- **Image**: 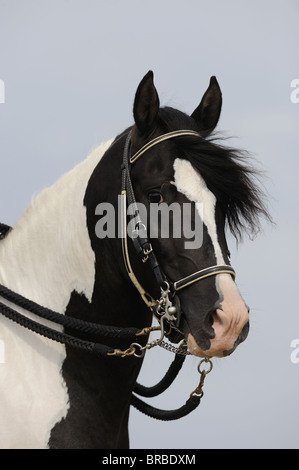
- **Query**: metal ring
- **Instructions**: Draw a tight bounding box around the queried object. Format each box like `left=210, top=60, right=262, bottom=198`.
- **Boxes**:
left=161, top=280, right=170, bottom=292
left=130, top=342, right=146, bottom=358
left=197, top=358, right=213, bottom=375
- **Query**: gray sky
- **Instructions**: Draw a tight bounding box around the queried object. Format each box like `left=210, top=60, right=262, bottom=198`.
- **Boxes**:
left=0, top=0, right=298, bottom=449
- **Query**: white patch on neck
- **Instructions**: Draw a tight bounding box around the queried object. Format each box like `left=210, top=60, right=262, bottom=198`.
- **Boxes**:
left=0, top=138, right=113, bottom=448
left=173, top=158, right=224, bottom=263
left=0, top=139, right=114, bottom=308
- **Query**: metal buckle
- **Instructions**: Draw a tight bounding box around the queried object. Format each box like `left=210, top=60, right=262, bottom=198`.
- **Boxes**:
left=142, top=245, right=153, bottom=263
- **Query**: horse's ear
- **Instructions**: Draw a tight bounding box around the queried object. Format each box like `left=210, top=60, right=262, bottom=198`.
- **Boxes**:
left=191, top=76, right=222, bottom=136
left=133, top=71, right=160, bottom=137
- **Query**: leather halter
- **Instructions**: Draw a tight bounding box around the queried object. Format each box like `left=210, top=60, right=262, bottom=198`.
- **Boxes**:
left=120, top=130, right=236, bottom=316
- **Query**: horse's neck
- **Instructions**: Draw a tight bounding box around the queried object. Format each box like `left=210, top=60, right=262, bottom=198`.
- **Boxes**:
left=0, top=139, right=113, bottom=312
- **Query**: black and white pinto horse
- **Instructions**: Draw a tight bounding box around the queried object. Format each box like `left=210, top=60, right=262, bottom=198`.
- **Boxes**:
left=0, top=72, right=268, bottom=448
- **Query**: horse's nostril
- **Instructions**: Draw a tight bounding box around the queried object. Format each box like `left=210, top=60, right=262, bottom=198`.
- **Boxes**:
left=202, top=310, right=216, bottom=339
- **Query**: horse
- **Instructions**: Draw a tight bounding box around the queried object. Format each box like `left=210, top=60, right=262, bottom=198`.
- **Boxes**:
left=0, top=71, right=269, bottom=449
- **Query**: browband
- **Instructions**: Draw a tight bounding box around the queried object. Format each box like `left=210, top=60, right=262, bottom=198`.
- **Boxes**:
left=130, top=130, right=201, bottom=164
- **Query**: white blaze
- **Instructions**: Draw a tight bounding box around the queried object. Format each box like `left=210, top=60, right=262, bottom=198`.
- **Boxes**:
left=173, top=158, right=224, bottom=262
left=172, top=158, right=249, bottom=358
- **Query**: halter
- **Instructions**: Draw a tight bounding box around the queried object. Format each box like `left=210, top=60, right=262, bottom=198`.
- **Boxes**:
left=120, top=130, right=236, bottom=338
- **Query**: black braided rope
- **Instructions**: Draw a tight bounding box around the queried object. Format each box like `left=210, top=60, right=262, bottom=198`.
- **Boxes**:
left=131, top=349, right=202, bottom=420
left=0, top=300, right=113, bottom=357
left=0, top=289, right=199, bottom=419
left=0, top=284, right=139, bottom=340
left=0, top=286, right=200, bottom=420
left=134, top=350, right=186, bottom=397
left=131, top=393, right=201, bottom=421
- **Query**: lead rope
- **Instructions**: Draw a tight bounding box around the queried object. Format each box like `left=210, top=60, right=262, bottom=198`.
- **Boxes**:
left=0, top=276, right=213, bottom=421
left=0, top=269, right=213, bottom=420
left=131, top=358, right=213, bottom=421
left=128, top=284, right=213, bottom=420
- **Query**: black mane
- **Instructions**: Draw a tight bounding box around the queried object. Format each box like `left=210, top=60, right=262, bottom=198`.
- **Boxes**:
left=157, top=106, right=271, bottom=240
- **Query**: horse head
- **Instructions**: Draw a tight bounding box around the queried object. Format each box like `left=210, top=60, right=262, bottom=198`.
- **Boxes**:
left=122, top=71, right=265, bottom=358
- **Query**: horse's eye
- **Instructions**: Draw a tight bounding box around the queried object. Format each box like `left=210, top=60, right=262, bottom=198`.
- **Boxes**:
left=148, top=191, right=164, bottom=204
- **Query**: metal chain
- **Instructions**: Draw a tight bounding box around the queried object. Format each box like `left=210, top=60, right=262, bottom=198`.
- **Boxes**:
left=158, top=339, right=191, bottom=356
left=114, top=284, right=182, bottom=358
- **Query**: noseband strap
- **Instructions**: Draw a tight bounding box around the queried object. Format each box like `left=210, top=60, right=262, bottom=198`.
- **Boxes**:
left=120, top=130, right=236, bottom=312
left=174, top=265, right=236, bottom=291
